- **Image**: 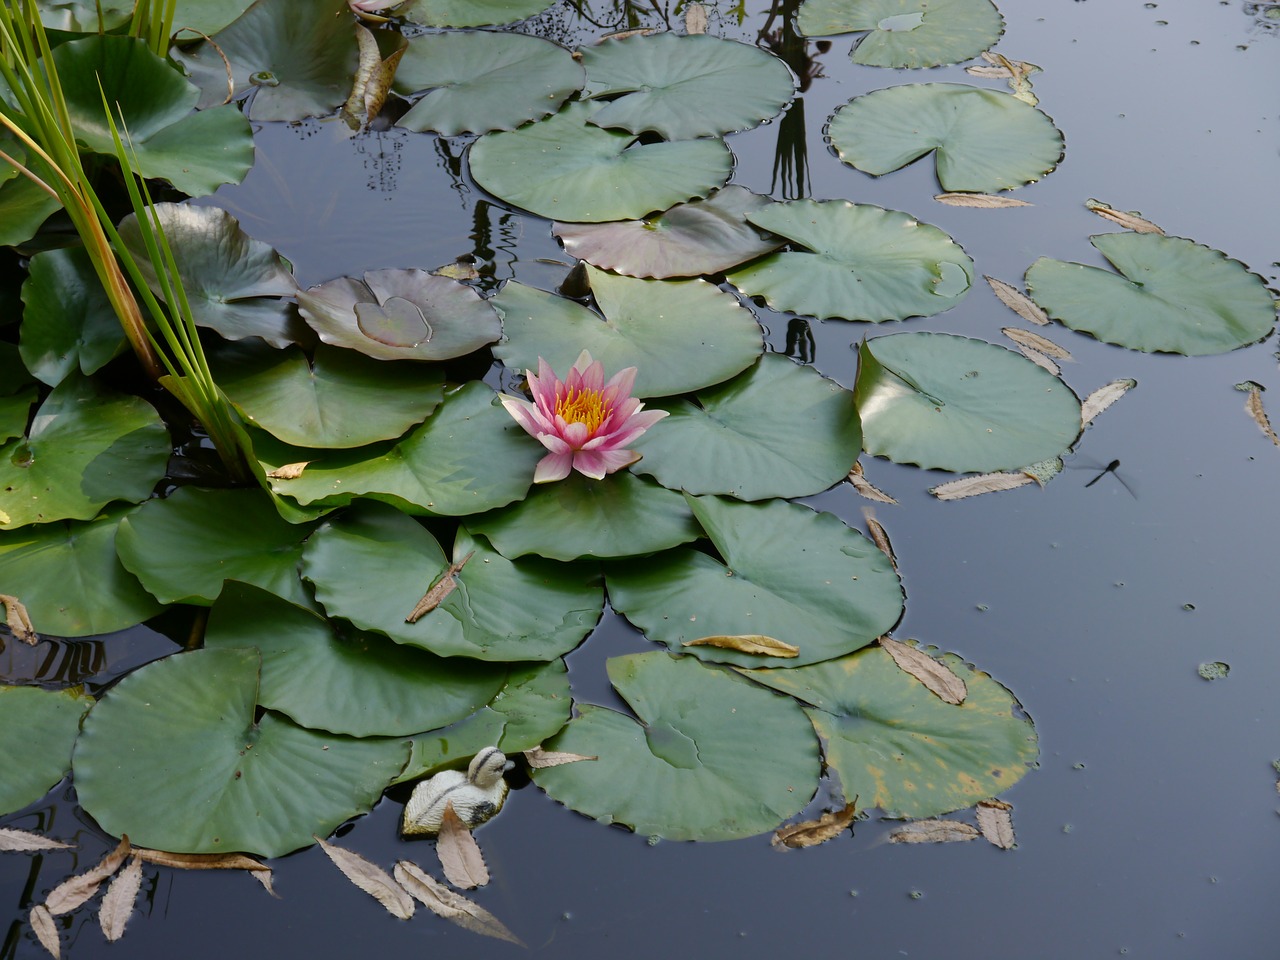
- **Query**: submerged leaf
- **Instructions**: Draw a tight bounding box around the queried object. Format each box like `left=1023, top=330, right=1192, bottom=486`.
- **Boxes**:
left=879, top=637, right=967, bottom=704
left=0, top=829, right=74, bottom=852
left=45, top=836, right=131, bottom=916
left=975, top=799, right=1016, bottom=849
left=889, top=819, right=980, bottom=843
left=683, top=635, right=800, bottom=658
left=985, top=275, right=1050, bottom=325
left=771, top=803, right=858, bottom=849
left=1080, top=379, right=1137, bottom=426
left=437, top=805, right=489, bottom=890
left=99, top=855, right=143, bottom=942
left=316, top=837, right=415, bottom=920
left=393, top=861, right=524, bottom=945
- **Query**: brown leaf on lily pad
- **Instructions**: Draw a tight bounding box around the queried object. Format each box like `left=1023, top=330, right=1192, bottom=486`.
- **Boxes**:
left=985, top=276, right=1050, bottom=325
left=975, top=799, right=1016, bottom=849
left=1081, top=379, right=1136, bottom=426
left=1085, top=199, right=1164, bottom=234
left=683, top=634, right=799, bottom=658
left=931, top=472, right=1035, bottom=501
left=848, top=461, right=898, bottom=504
left=879, top=637, right=966, bottom=705
left=134, top=849, right=275, bottom=896
left=393, top=861, right=525, bottom=946
left=0, top=828, right=73, bottom=852
left=45, top=836, right=131, bottom=916
left=0, top=594, right=36, bottom=643
left=1002, top=327, right=1072, bottom=360
left=934, top=193, right=1032, bottom=208
left=771, top=802, right=858, bottom=849
left=523, top=746, right=597, bottom=769
left=266, top=461, right=310, bottom=480
left=1237, top=382, right=1279, bottom=446
left=406, top=551, right=474, bottom=623
left=30, top=904, right=59, bottom=960
left=315, top=837, right=414, bottom=920
left=99, top=855, right=143, bottom=942
left=437, top=803, right=489, bottom=890
left=889, top=819, right=980, bottom=844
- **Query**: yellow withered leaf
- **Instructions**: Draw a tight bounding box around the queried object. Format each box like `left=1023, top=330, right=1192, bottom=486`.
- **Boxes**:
left=1016, top=346, right=1059, bottom=376
left=931, top=472, right=1034, bottom=501
left=1081, top=379, right=1137, bottom=426
left=1002, top=327, right=1072, bottom=360
left=848, top=461, right=898, bottom=504
left=523, top=746, right=597, bottom=769
left=934, top=192, right=1032, bottom=208
left=685, top=1, right=709, bottom=33
left=861, top=508, right=896, bottom=570
left=266, top=461, right=310, bottom=480
left=99, top=855, right=143, bottom=942
left=407, top=551, right=475, bottom=623
left=1238, top=382, right=1279, bottom=446
left=0, top=594, right=36, bottom=644
left=683, top=634, right=799, bottom=658
left=771, top=803, right=858, bottom=849
left=134, top=848, right=275, bottom=896
left=0, top=828, right=73, bottom=852
left=30, top=905, right=59, bottom=960
left=879, top=637, right=967, bottom=704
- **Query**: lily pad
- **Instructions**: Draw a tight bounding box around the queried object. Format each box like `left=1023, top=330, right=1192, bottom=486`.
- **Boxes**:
left=797, top=0, right=1004, bottom=68
left=53, top=35, right=253, bottom=196
left=301, top=501, right=603, bottom=660
left=36, top=0, right=132, bottom=31
left=0, top=385, right=36, bottom=445
left=469, top=472, right=701, bottom=561
left=298, top=269, right=500, bottom=361
left=492, top=267, right=762, bottom=398
left=726, top=199, right=973, bottom=321
left=405, top=0, right=555, bottom=27
left=532, top=651, right=820, bottom=841
left=0, top=166, right=62, bottom=248
left=212, top=342, right=443, bottom=448
left=629, top=354, right=861, bottom=500
left=607, top=495, right=902, bottom=668
left=255, top=382, right=540, bottom=516
left=855, top=332, right=1082, bottom=472
left=395, top=31, right=584, bottom=136
left=469, top=100, right=733, bottom=223
left=0, top=374, right=169, bottom=530
left=580, top=32, right=795, bottom=140
left=745, top=645, right=1037, bottom=817
left=172, top=0, right=260, bottom=36
left=552, top=186, right=784, bottom=279
left=72, top=647, right=410, bottom=857
left=118, top=204, right=302, bottom=347
left=19, top=246, right=127, bottom=386
left=114, top=487, right=317, bottom=607
left=1024, top=232, right=1278, bottom=356
left=828, top=84, right=1063, bottom=193
left=0, top=686, right=93, bottom=815
left=0, top=508, right=163, bottom=637
left=205, top=583, right=508, bottom=738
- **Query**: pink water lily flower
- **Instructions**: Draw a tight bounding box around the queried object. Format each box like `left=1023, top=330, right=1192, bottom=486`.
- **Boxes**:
left=500, top=351, right=668, bottom=483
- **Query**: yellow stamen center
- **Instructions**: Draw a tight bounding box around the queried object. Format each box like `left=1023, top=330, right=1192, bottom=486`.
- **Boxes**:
left=556, top=387, right=608, bottom=434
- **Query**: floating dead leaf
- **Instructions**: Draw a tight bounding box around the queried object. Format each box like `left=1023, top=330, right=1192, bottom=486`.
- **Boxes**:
left=861, top=508, right=896, bottom=570
left=598, top=27, right=657, bottom=41
left=315, top=836, right=414, bottom=920
left=934, top=193, right=1032, bottom=208
left=432, top=260, right=481, bottom=282
left=975, top=799, right=1016, bottom=849
left=135, top=848, right=275, bottom=896
left=1081, top=379, right=1137, bottom=426
left=984, top=276, right=1050, bottom=325
left=99, top=855, right=143, bottom=942
left=343, top=23, right=407, bottom=127
left=0, top=594, right=36, bottom=643
left=848, top=461, right=898, bottom=504
left=393, top=860, right=524, bottom=946
left=45, top=836, right=131, bottom=916
left=266, top=461, right=310, bottom=480
left=1002, top=327, right=1072, bottom=360
left=931, top=472, right=1034, bottom=501
left=523, top=746, right=597, bottom=769
left=30, top=904, right=59, bottom=960
left=1016, top=345, right=1059, bottom=376
left=685, top=1, right=708, bottom=33
left=1085, top=199, right=1164, bottom=234
left=437, top=803, right=489, bottom=890
left=879, top=637, right=966, bottom=705
left=0, top=828, right=74, bottom=852
left=771, top=802, right=858, bottom=849
left=889, top=819, right=980, bottom=844
left=1236, top=381, right=1279, bottom=446
left=406, top=550, right=474, bottom=623
left=969, top=52, right=1041, bottom=104
left=682, top=634, right=799, bottom=658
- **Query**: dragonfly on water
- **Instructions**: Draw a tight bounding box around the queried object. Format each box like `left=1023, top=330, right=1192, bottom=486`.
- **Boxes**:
left=1081, top=459, right=1137, bottom=497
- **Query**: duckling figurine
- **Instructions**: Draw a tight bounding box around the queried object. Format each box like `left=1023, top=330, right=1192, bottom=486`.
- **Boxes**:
left=402, top=747, right=511, bottom=836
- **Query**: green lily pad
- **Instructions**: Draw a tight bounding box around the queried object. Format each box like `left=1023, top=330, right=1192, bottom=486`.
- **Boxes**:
left=580, top=32, right=795, bottom=140
left=469, top=100, right=733, bottom=223
left=1024, top=232, right=1278, bottom=356
left=19, top=246, right=127, bottom=386
left=798, top=0, right=1004, bottom=68
left=396, top=659, right=571, bottom=784
left=727, top=199, right=973, bottom=321
left=114, top=487, right=317, bottom=607
left=301, top=501, right=602, bottom=660
left=36, top=0, right=132, bottom=31
left=72, top=647, right=410, bottom=857
left=552, top=186, right=784, bottom=279
left=607, top=495, right=902, bottom=668
left=0, top=686, right=93, bottom=815
left=118, top=204, right=302, bottom=348
left=744, top=644, right=1037, bottom=817
left=828, top=84, right=1063, bottom=192
left=0, top=374, right=169, bottom=530
left=205, top=583, right=508, bottom=738
left=629, top=354, right=861, bottom=500
left=172, top=0, right=259, bottom=36
left=212, top=342, right=443, bottom=449
left=492, top=267, right=761, bottom=398
left=0, top=167, right=61, bottom=248
left=53, top=35, right=253, bottom=196
left=0, top=385, right=36, bottom=446
left=469, top=472, right=701, bottom=562
left=174, top=0, right=359, bottom=120
left=0, top=507, right=163, bottom=638
left=256, top=381, right=540, bottom=516
left=298, top=270, right=500, bottom=361
left=532, top=651, right=820, bottom=841
left=855, top=332, right=1082, bottom=472
left=394, top=31, right=584, bottom=136
left=405, top=0, right=554, bottom=27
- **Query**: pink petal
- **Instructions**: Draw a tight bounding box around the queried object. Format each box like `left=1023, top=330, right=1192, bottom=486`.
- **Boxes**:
left=603, top=365, right=638, bottom=400
left=573, top=447, right=640, bottom=479
left=571, top=351, right=605, bottom=393
left=499, top=394, right=552, bottom=438
left=534, top=450, right=573, bottom=483
left=560, top=420, right=590, bottom=447
left=598, top=409, right=669, bottom=449
left=538, top=432, right=572, bottom=454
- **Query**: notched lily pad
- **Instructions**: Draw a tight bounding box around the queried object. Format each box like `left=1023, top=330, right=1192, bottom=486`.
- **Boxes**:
left=798, top=0, right=1004, bottom=68
left=405, top=0, right=555, bottom=27
left=0, top=686, right=94, bottom=815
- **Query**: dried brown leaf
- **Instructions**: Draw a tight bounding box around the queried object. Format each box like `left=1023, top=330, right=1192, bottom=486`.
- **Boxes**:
left=1002, top=327, right=1072, bottom=360
left=1240, top=384, right=1279, bottom=446
left=1016, top=345, right=1060, bottom=376
left=684, top=1, right=708, bottom=33
left=437, top=804, right=489, bottom=890
left=134, top=849, right=275, bottom=896
left=1085, top=199, right=1164, bottom=234
left=682, top=634, right=799, bottom=658
left=1080, top=379, right=1136, bottom=426
left=879, top=637, right=967, bottom=704
left=0, top=594, right=36, bottom=643
left=598, top=27, right=657, bottom=41
left=861, top=508, right=896, bottom=570
left=975, top=799, right=1016, bottom=849
left=931, top=472, right=1034, bottom=501
left=984, top=276, right=1050, bottom=325
left=315, top=836, right=414, bottom=920
left=45, top=836, right=131, bottom=916
left=99, top=855, right=143, bottom=942
left=933, top=192, right=1032, bottom=209
left=889, top=819, right=980, bottom=844
left=407, top=551, right=474, bottom=623
left=30, top=904, right=59, bottom=960
left=394, top=861, right=525, bottom=946
left=523, top=746, right=597, bottom=769
left=266, top=461, right=310, bottom=480
left=771, top=803, right=858, bottom=849
left=0, top=828, right=74, bottom=852
left=848, top=461, right=898, bottom=504
left=433, top=260, right=480, bottom=282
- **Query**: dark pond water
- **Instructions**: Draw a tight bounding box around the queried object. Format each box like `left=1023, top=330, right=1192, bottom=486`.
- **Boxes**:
left=4, top=1, right=1279, bottom=957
